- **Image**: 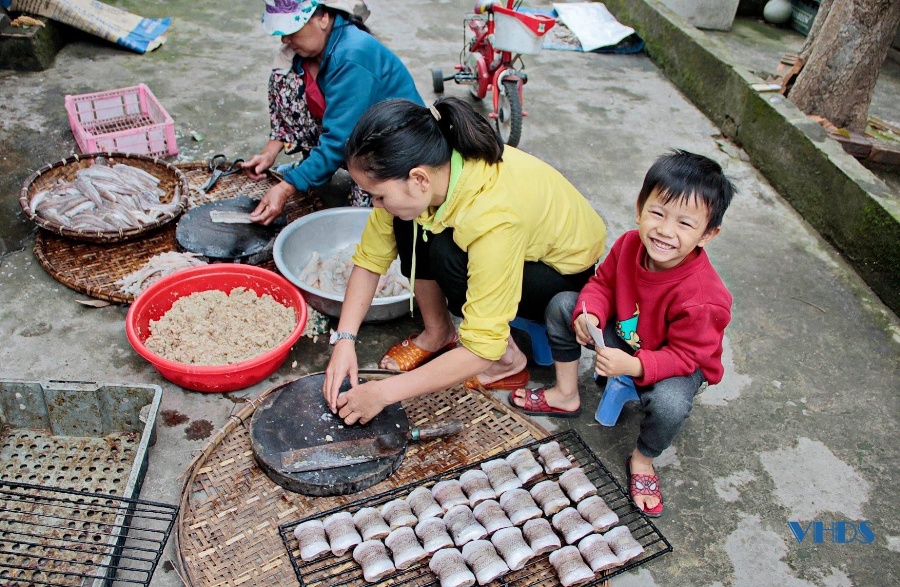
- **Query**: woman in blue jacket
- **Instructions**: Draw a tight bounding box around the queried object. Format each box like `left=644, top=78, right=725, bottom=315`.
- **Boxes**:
left=244, top=0, right=423, bottom=223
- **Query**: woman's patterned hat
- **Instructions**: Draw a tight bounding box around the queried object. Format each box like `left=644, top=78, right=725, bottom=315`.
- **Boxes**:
left=262, top=0, right=320, bottom=36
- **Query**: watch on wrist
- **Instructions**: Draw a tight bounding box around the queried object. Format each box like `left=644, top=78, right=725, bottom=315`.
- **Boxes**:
left=329, top=331, right=357, bottom=345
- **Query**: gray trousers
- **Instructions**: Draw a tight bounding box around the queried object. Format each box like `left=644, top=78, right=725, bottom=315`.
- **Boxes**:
left=545, top=291, right=705, bottom=458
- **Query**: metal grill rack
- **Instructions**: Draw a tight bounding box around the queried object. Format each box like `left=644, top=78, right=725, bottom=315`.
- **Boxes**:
left=0, top=480, right=179, bottom=586
left=280, top=429, right=672, bottom=587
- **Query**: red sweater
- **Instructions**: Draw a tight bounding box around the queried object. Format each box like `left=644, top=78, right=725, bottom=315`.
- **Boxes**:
left=574, top=230, right=732, bottom=386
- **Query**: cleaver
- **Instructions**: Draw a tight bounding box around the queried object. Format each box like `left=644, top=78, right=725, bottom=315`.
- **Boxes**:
left=278, top=420, right=464, bottom=473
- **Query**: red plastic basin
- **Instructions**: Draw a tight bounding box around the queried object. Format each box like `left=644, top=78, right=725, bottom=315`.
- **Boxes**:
left=125, top=264, right=307, bottom=392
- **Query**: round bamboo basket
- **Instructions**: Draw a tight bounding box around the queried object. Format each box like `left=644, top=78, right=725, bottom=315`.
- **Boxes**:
left=19, top=152, right=188, bottom=243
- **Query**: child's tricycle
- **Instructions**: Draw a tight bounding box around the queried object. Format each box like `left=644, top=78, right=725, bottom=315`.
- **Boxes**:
left=431, top=0, right=555, bottom=147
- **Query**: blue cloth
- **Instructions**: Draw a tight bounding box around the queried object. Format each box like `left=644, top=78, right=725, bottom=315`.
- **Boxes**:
left=280, top=14, right=423, bottom=194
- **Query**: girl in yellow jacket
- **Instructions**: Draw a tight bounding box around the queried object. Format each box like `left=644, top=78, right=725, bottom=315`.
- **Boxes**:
left=323, top=97, right=607, bottom=424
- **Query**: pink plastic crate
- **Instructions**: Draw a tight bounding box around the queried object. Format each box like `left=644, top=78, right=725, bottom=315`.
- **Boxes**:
left=64, top=83, right=178, bottom=157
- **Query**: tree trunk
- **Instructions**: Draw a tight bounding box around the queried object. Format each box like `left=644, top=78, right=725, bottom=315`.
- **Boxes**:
left=788, top=0, right=900, bottom=132
left=798, top=0, right=833, bottom=62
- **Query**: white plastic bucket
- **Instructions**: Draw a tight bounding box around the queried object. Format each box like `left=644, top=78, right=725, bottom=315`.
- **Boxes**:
left=492, top=6, right=555, bottom=55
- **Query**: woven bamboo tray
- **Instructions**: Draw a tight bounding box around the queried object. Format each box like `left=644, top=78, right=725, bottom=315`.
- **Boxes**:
left=32, top=162, right=322, bottom=304
left=174, top=373, right=552, bottom=587
left=20, top=152, right=189, bottom=243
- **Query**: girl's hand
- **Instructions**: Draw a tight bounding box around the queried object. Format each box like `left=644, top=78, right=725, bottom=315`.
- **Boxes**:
left=574, top=312, right=599, bottom=347
left=323, top=340, right=359, bottom=413
left=242, top=151, right=278, bottom=181
left=594, top=347, right=642, bottom=378
left=335, top=379, right=390, bottom=425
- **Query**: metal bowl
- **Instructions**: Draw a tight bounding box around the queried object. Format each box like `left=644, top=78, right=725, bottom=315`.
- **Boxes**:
left=274, top=208, right=411, bottom=322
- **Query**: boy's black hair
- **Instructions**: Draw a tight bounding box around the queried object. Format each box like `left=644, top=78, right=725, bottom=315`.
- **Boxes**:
left=637, top=150, right=735, bottom=232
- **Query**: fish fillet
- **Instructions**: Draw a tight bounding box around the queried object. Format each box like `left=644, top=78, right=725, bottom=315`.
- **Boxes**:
left=209, top=210, right=254, bottom=224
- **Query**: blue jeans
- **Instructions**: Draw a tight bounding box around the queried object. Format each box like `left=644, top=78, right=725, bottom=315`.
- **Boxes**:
left=545, top=291, right=705, bottom=458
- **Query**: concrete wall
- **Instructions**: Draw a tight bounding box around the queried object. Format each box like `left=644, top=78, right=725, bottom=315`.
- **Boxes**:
left=602, top=0, right=900, bottom=314
left=656, top=0, right=740, bottom=31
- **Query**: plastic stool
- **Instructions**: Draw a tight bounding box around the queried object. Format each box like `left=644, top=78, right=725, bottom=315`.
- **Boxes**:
left=510, top=316, right=553, bottom=366
left=594, top=375, right=639, bottom=426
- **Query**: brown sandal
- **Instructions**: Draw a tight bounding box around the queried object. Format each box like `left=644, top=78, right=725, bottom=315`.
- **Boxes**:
left=464, top=368, right=531, bottom=391
left=381, top=333, right=458, bottom=372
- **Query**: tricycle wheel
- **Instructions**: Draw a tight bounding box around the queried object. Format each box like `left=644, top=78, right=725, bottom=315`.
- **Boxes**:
left=432, top=68, right=445, bottom=94
left=496, top=78, right=523, bottom=147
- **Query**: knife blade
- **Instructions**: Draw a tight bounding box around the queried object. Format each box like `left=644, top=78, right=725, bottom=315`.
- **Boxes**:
left=278, top=420, right=464, bottom=473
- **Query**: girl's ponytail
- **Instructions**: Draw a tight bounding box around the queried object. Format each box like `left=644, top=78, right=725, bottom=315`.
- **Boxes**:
left=346, top=98, right=503, bottom=181
left=431, top=97, right=503, bottom=164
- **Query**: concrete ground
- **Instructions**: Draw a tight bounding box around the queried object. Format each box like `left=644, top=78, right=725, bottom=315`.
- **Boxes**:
left=1, top=1, right=898, bottom=586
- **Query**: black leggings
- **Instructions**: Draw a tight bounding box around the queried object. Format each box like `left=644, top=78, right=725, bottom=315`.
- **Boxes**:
left=394, top=218, right=594, bottom=322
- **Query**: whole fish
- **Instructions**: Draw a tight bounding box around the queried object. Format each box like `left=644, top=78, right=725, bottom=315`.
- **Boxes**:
left=29, top=161, right=181, bottom=232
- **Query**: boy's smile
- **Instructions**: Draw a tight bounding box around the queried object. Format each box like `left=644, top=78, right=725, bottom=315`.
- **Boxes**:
left=637, top=188, right=720, bottom=271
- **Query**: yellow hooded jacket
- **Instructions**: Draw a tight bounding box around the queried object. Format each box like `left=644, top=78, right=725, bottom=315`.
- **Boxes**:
left=352, top=146, right=607, bottom=360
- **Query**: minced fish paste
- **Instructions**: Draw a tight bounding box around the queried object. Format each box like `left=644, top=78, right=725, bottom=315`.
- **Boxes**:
left=146, top=287, right=295, bottom=365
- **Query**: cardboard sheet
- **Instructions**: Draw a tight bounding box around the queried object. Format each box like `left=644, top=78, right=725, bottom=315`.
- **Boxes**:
left=3, top=0, right=169, bottom=53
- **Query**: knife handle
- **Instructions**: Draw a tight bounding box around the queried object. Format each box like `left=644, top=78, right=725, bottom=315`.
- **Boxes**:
left=410, top=420, right=464, bottom=441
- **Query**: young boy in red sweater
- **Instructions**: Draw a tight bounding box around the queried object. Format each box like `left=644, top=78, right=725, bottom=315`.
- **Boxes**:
left=510, top=150, right=735, bottom=517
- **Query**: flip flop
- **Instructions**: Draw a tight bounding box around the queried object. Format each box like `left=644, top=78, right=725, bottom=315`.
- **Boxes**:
left=464, top=368, right=530, bottom=391
left=626, top=456, right=664, bottom=518
left=381, top=333, right=458, bottom=372
left=507, top=386, right=582, bottom=418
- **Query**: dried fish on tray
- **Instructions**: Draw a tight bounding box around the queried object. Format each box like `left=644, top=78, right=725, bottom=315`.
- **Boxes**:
left=19, top=152, right=189, bottom=243
left=31, top=162, right=320, bottom=305
left=279, top=430, right=672, bottom=587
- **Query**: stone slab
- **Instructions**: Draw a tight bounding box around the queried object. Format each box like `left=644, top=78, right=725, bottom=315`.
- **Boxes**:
left=0, top=14, right=66, bottom=71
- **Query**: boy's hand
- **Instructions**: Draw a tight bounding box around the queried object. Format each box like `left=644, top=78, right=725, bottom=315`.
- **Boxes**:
left=595, top=348, right=643, bottom=379
left=574, top=312, right=599, bottom=347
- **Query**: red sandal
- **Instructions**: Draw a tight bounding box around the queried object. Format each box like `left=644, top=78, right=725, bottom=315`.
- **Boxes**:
left=626, top=456, right=664, bottom=517
left=507, top=387, right=582, bottom=418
